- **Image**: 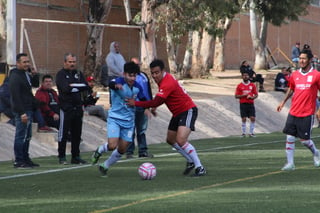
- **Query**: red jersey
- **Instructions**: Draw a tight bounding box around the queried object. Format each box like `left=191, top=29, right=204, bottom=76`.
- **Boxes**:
left=155, top=72, right=196, bottom=117
left=289, top=68, right=320, bottom=117
left=235, top=81, right=257, bottom=104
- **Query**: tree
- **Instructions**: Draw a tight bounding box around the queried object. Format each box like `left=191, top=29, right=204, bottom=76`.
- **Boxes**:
left=81, top=0, right=112, bottom=79
left=212, top=17, right=233, bottom=72
left=246, top=0, right=310, bottom=70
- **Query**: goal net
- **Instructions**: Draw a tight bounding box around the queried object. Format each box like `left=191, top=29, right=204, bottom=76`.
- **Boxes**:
left=19, top=18, right=143, bottom=77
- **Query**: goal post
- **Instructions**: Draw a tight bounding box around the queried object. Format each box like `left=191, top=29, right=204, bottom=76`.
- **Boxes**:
left=19, top=18, right=144, bottom=75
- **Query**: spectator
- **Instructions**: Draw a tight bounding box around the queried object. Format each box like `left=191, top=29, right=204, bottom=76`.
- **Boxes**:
left=240, top=60, right=265, bottom=92
left=235, top=71, right=258, bottom=137
left=106, top=41, right=125, bottom=81
left=291, top=42, right=300, bottom=67
left=274, top=67, right=291, bottom=93
left=84, top=76, right=108, bottom=121
left=56, top=53, right=89, bottom=165
left=100, top=64, right=109, bottom=89
left=126, top=57, right=154, bottom=159
left=0, top=76, right=15, bottom=125
left=35, top=74, right=60, bottom=129
left=9, top=53, right=40, bottom=168
left=0, top=75, right=53, bottom=132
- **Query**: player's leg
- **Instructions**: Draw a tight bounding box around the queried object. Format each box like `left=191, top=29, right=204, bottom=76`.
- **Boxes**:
left=297, top=115, right=320, bottom=167
left=98, top=125, right=133, bottom=176
left=167, top=129, right=192, bottom=161
left=282, top=114, right=297, bottom=170
left=92, top=118, right=119, bottom=164
left=248, top=104, right=256, bottom=137
left=240, top=103, right=247, bottom=137
left=177, top=126, right=206, bottom=176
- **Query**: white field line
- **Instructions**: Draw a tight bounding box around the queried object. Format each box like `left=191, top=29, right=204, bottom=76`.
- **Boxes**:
left=1, top=136, right=320, bottom=181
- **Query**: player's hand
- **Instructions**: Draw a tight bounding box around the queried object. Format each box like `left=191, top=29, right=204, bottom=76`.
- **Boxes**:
left=125, top=98, right=135, bottom=106
left=53, top=113, right=59, bottom=121
left=151, top=108, right=157, bottom=117
left=316, top=109, right=320, bottom=119
left=144, top=109, right=153, bottom=119
left=115, top=84, right=123, bottom=90
left=277, top=102, right=284, bottom=112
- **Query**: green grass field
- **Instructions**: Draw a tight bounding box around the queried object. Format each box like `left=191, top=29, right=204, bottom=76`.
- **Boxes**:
left=1, top=129, right=320, bottom=213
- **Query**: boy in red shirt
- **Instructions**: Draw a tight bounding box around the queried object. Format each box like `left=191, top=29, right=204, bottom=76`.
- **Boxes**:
left=277, top=49, right=320, bottom=171
left=126, top=59, right=206, bottom=176
left=235, top=72, right=258, bottom=137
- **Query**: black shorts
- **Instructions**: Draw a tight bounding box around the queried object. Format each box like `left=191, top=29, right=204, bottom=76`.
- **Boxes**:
left=283, top=114, right=314, bottom=140
left=168, top=107, right=197, bottom=131
left=240, top=103, right=256, bottom=118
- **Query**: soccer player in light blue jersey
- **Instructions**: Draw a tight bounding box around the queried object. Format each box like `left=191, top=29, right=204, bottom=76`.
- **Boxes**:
left=91, top=61, right=146, bottom=176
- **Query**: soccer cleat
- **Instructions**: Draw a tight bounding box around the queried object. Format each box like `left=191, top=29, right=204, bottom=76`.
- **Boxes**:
left=59, top=157, right=68, bottom=165
left=249, top=134, right=256, bottom=138
left=241, top=134, right=246, bottom=138
left=313, top=150, right=320, bottom=167
left=71, top=157, right=87, bottom=164
left=139, top=152, right=154, bottom=158
left=281, top=163, right=295, bottom=171
left=98, top=163, right=108, bottom=176
left=183, top=162, right=195, bottom=175
left=91, top=148, right=102, bottom=165
left=194, top=166, right=206, bottom=176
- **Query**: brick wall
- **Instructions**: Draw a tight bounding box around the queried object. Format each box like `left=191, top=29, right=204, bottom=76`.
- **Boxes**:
left=17, top=0, right=320, bottom=75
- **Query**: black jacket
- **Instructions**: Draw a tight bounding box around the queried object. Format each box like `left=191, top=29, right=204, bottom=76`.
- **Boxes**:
left=9, top=68, right=39, bottom=115
left=55, top=68, right=89, bottom=112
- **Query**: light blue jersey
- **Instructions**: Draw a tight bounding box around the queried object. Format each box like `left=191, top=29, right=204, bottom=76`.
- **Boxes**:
left=107, top=77, right=145, bottom=140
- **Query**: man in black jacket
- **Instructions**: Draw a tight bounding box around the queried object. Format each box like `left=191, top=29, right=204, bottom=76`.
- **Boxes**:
left=84, top=76, right=107, bottom=121
left=9, top=53, right=40, bottom=168
left=56, top=53, right=89, bottom=165
left=240, top=60, right=265, bottom=92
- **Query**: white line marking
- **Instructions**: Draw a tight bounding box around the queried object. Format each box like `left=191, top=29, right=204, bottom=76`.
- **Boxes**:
left=1, top=135, right=319, bottom=181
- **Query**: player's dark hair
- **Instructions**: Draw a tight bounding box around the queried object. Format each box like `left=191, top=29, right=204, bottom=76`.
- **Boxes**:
left=150, top=59, right=164, bottom=70
left=124, top=61, right=140, bottom=74
left=42, top=74, right=53, bottom=82
left=16, top=53, right=28, bottom=62
left=241, top=71, right=249, bottom=76
left=300, top=49, right=313, bottom=60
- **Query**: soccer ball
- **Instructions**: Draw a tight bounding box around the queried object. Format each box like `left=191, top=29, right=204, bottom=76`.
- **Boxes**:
left=138, top=162, right=156, bottom=180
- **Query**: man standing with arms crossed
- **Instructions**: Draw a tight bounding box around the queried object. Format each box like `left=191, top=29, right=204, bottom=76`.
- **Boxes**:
left=277, top=49, right=320, bottom=171
left=126, top=59, right=206, bottom=176
left=56, top=53, right=89, bottom=165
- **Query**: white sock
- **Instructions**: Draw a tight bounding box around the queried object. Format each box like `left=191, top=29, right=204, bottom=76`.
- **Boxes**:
left=286, top=135, right=295, bottom=165
left=172, top=143, right=193, bottom=163
left=301, top=140, right=317, bottom=155
left=98, top=143, right=108, bottom=153
left=104, top=149, right=122, bottom=168
left=249, top=122, right=255, bottom=134
left=242, top=122, right=246, bottom=134
left=182, top=142, right=202, bottom=168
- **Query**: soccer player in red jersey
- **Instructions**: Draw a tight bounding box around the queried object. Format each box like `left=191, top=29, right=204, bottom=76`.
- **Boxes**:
left=235, top=72, right=258, bottom=137
left=277, top=49, right=320, bottom=171
left=126, top=59, right=206, bottom=176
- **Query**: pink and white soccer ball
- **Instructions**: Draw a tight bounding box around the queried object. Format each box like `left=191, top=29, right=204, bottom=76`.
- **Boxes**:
left=138, top=162, right=156, bottom=180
